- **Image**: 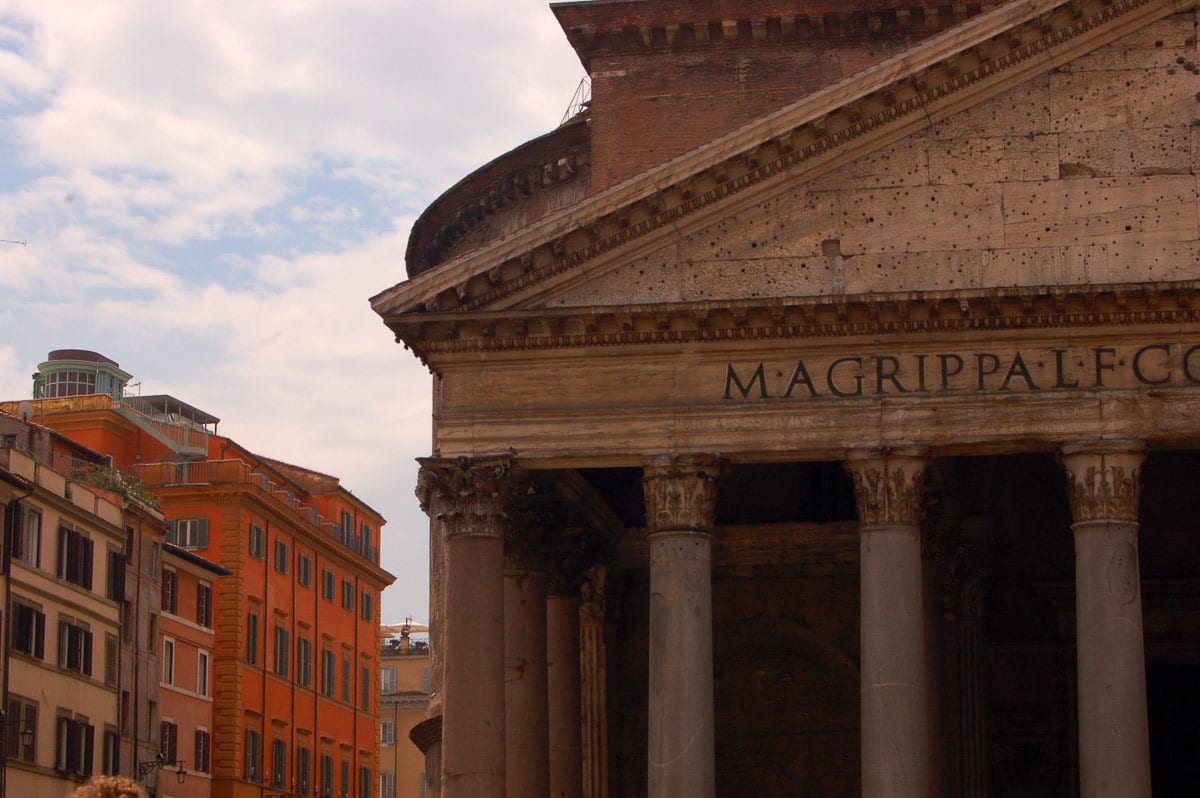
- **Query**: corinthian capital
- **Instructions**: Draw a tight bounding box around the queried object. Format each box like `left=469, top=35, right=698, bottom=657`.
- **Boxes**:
left=1060, top=440, right=1146, bottom=524
left=642, top=454, right=724, bottom=534
left=844, top=447, right=929, bottom=527
left=416, top=456, right=521, bottom=540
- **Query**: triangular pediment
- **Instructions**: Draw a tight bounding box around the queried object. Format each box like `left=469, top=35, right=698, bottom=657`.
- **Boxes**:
left=372, top=0, right=1198, bottom=352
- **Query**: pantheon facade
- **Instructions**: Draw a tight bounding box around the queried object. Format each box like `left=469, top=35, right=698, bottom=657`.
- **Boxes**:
left=372, top=0, right=1200, bottom=795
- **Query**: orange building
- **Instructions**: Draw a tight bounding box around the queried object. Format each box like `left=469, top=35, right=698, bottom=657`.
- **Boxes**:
left=4, top=351, right=394, bottom=798
left=377, top=625, right=430, bottom=798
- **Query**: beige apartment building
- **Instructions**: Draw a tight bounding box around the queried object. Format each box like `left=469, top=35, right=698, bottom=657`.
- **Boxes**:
left=377, top=625, right=429, bottom=798
left=1, top=419, right=131, bottom=797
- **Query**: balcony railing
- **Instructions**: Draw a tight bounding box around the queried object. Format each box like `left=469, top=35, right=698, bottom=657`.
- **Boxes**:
left=128, top=459, right=380, bottom=565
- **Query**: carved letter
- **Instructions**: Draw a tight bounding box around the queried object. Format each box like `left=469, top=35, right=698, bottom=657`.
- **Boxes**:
left=724, top=363, right=768, bottom=400
left=1183, top=345, right=1200, bottom=384
left=1093, top=347, right=1117, bottom=387
left=913, top=354, right=929, bottom=393
left=827, top=357, right=864, bottom=397
left=874, top=355, right=908, bottom=395
left=975, top=353, right=1000, bottom=391
left=999, top=352, right=1038, bottom=391
left=783, top=360, right=820, bottom=398
left=1132, top=344, right=1171, bottom=386
left=938, top=354, right=964, bottom=391
left=1053, top=349, right=1079, bottom=389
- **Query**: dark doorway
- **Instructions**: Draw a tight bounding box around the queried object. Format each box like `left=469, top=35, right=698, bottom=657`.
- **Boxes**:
left=1147, top=662, right=1200, bottom=795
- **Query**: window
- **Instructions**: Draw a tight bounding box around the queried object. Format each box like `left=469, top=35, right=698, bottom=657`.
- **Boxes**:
left=321, top=649, right=335, bottom=696
left=274, top=538, right=289, bottom=573
left=6, top=696, right=37, bottom=763
left=322, top=570, right=335, bottom=600
left=104, top=634, right=118, bottom=688
left=320, top=754, right=334, bottom=798
left=380, top=771, right=395, bottom=798
left=361, top=666, right=370, bottom=710
left=15, top=507, right=41, bottom=567
left=359, top=766, right=372, bottom=798
left=147, top=614, right=157, bottom=652
left=340, top=510, right=353, bottom=542
left=106, top=549, right=124, bottom=601
left=360, top=522, right=373, bottom=554
left=197, top=582, right=212, bottom=627
left=58, top=526, right=94, bottom=589
left=298, top=554, right=313, bottom=587
left=249, top=523, right=266, bottom=559
left=102, top=727, right=119, bottom=775
left=12, top=600, right=45, bottom=659
left=160, top=720, right=178, bottom=763
left=162, top=638, right=175, bottom=685
left=297, top=637, right=313, bottom=688
left=341, top=580, right=354, bottom=611
left=272, top=738, right=288, bottom=788
left=59, top=618, right=93, bottom=675
left=340, top=759, right=350, bottom=798
left=341, top=656, right=351, bottom=703
left=274, top=626, right=290, bottom=678
left=380, top=720, right=395, bottom=745
left=167, top=518, right=208, bottom=549
left=198, top=651, right=210, bottom=696
left=247, top=611, right=259, bottom=664
left=297, top=745, right=311, bottom=795
left=194, top=729, right=210, bottom=773
left=161, top=568, right=177, bottom=614
left=245, top=728, right=263, bottom=782
left=361, top=591, right=373, bottom=621
left=55, top=715, right=94, bottom=775
left=380, top=667, right=396, bottom=695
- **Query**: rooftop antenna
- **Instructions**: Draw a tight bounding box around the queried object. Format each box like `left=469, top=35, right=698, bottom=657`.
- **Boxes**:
left=559, top=76, right=591, bottom=127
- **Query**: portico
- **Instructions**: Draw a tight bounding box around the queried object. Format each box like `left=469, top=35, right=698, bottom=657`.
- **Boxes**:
left=375, top=0, right=1200, bottom=794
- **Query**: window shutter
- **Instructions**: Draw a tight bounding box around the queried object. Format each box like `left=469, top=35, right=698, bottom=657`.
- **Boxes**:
left=82, top=537, right=94, bottom=590
left=58, top=621, right=69, bottom=668
left=5, top=700, right=18, bottom=759
left=9, top=504, right=23, bottom=561
left=82, top=723, right=95, bottom=775
left=167, top=520, right=180, bottom=546
left=57, top=527, right=67, bottom=579
left=197, top=518, right=209, bottom=549
left=55, top=716, right=69, bottom=771
left=33, top=610, right=45, bottom=659
left=23, top=703, right=36, bottom=762
left=82, top=629, right=93, bottom=675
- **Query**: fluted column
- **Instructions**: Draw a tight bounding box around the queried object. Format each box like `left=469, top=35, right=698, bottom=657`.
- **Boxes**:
left=505, top=519, right=550, bottom=798
left=1060, top=441, right=1151, bottom=798
left=547, top=542, right=584, bottom=798
left=642, top=454, right=722, bottom=798
left=417, top=457, right=517, bottom=798
left=845, top=447, right=931, bottom=798
left=579, top=566, right=609, bottom=798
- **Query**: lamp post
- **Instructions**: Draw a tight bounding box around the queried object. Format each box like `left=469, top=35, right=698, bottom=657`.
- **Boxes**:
left=137, top=752, right=187, bottom=784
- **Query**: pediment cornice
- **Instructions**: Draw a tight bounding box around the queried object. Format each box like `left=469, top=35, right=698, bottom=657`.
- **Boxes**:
left=393, top=281, right=1200, bottom=370
left=372, top=0, right=1194, bottom=326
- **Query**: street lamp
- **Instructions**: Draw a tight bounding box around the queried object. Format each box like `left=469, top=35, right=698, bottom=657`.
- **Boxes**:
left=0, top=709, right=34, bottom=749
left=137, top=752, right=187, bottom=784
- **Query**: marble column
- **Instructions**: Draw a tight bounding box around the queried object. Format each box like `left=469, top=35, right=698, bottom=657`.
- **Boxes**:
left=642, top=454, right=722, bottom=798
left=845, top=447, right=931, bottom=798
left=547, top=559, right=583, bottom=798
left=417, top=457, right=516, bottom=798
left=505, top=521, right=550, bottom=798
left=1059, top=441, right=1151, bottom=798
left=579, top=566, right=609, bottom=798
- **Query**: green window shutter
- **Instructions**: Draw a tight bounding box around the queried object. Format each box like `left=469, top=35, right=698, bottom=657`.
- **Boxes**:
left=197, top=518, right=209, bottom=549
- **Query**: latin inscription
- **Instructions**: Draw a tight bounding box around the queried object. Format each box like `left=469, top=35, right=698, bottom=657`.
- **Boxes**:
left=724, top=343, right=1200, bottom=400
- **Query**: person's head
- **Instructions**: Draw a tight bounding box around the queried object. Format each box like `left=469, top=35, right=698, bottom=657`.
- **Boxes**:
left=68, top=775, right=148, bottom=798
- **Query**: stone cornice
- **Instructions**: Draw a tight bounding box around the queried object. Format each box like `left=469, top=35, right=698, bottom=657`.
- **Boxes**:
left=372, top=0, right=1190, bottom=322
left=391, top=280, right=1200, bottom=369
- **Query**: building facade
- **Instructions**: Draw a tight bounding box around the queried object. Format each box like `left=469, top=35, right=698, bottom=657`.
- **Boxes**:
left=373, top=1, right=1200, bottom=796
left=0, top=416, right=128, bottom=797
left=3, top=352, right=394, bottom=798
left=378, top=625, right=430, bottom=798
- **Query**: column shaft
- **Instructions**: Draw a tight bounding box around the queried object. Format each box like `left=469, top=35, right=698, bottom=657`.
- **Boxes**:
left=643, top=455, right=721, bottom=798
left=846, top=448, right=931, bottom=798
left=547, top=594, right=582, bottom=798
left=1061, top=441, right=1151, bottom=798
left=505, top=566, right=550, bottom=798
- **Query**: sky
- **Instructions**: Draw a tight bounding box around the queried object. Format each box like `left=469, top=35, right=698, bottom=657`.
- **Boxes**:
left=0, top=0, right=587, bottom=623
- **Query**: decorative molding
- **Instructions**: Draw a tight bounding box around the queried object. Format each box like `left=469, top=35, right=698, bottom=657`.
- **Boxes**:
left=845, top=447, right=929, bottom=526
left=642, top=454, right=725, bottom=534
left=1060, top=440, right=1146, bottom=523
left=415, top=456, right=520, bottom=541
left=394, top=282, right=1200, bottom=366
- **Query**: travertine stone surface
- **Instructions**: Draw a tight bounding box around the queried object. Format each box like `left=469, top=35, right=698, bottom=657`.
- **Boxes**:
left=540, top=15, right=1199, bottom=310
left=845, top=448, right=931, bottom=798
left=643, top=455, right=722, bottom=798
left=504, top=564, right=550, bottom=798
left=1060, top=440, right=1151, bottom=798
left=547, top=595, right=582, bottom=798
